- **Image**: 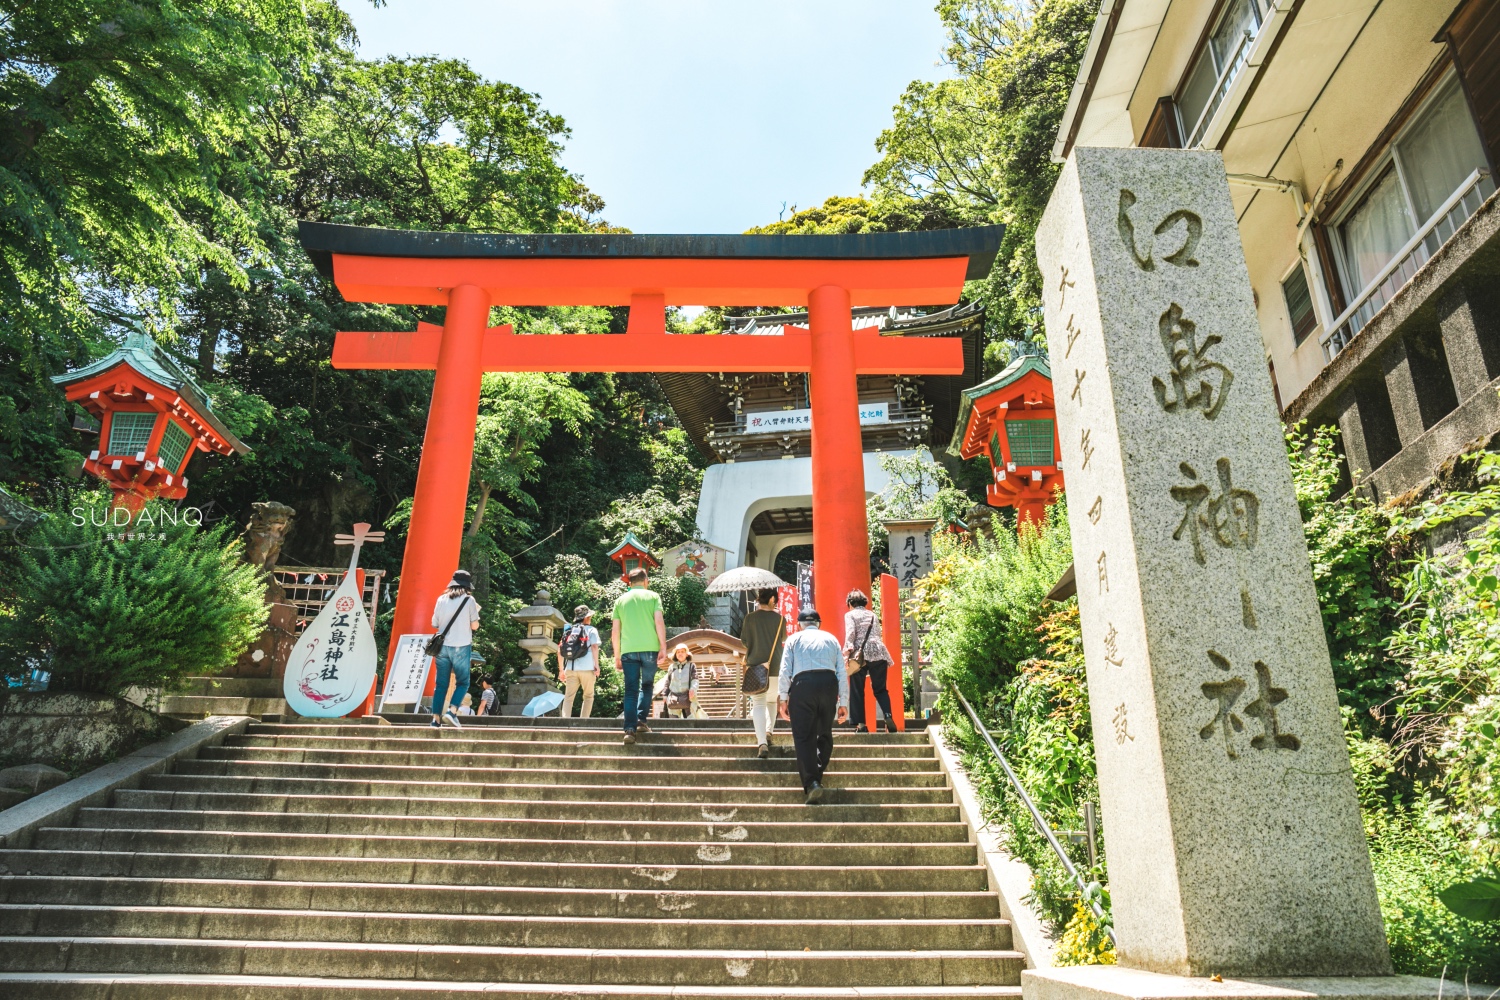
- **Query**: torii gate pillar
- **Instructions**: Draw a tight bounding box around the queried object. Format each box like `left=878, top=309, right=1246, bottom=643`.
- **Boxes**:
left=808, top=284, right=871, bottom=620
left=389, top=284, right=489, bottom=663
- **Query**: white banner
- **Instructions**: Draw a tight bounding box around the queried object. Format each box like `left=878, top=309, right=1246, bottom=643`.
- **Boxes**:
left=744, top=402, right=890, bottom=432
left=380, top=634, right=434, bottom=708
left=283, top=572, right=378, bottom=717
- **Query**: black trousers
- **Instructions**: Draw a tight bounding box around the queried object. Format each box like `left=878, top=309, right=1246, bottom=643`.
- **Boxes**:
left=848, top=660, right=893, bottom=730
left=788, top=671, right=839, bottom=793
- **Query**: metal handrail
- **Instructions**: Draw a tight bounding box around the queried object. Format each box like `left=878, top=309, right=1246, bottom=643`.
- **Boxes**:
left=948, top=686, right=1113, bottom=939
left=1321, top=168, right=1492, bottom=360
left=1185, top=28, right=1252, bottom=148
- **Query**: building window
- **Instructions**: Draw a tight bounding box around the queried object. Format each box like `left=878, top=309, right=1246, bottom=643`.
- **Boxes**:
left=1331, top=75, right=1494, bottom=340
left=157, top=419, right=192, bottom=471
left=1005, top=419, right=1055, bottom=467
left=1176, top=0, right=1267, bottom=147
left=1282, top=264, right=1317, bottom=346
left=107, top=411, right=156, bottom=456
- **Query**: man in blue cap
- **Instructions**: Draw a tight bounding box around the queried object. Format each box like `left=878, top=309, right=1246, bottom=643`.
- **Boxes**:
left=776, top=608, right=849, bottom=804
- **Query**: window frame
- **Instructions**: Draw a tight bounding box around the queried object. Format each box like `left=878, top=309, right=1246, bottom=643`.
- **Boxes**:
left=1173, top=0, right=1269, bottom=147
left=106, top=410, right=158, bottom=457
left=1328, top=70, right=1482, bottom=301
left=156, top=418, right=193, bottom=472
left=1280, top=258, right=1318, bottom=348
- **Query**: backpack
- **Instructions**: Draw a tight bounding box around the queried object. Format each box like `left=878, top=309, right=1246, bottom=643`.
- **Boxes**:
left=559, top=624, right=591, bottom=667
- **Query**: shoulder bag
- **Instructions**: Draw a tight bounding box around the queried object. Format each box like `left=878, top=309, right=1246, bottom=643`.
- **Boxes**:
left=424, top=596, right=472, bottom=657
left=741, top=614, right=783, bottom=696
left=846, top=612, right=875, bottom=675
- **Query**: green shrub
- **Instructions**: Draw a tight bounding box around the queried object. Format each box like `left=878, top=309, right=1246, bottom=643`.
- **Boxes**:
left=0, top=493, right=267, bottom=695
left=655, top=573, right=710, bottom=629
left=1286, top=424, right=1405, bottom=720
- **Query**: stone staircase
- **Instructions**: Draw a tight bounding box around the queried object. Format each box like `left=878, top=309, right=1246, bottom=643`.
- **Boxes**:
left=155, top=676, right=290, bottom=721
left=0, top=717, right=1023, bottom=997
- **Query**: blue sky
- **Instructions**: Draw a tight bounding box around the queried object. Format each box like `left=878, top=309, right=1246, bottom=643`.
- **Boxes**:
left=345, top=1, right=952, bottom=235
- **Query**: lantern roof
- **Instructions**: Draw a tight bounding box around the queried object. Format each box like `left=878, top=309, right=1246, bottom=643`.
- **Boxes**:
left=606, top=532, right=658, bottom=562
left=52, top=331, right=249, bottom=454
left=947, top=352, right=1053, bottom=457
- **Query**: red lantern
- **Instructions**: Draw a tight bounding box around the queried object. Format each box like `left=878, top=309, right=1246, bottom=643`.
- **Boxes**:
left=948, top=353, right=1064, bottom=530
left=52, top=332, right=249, bottom=511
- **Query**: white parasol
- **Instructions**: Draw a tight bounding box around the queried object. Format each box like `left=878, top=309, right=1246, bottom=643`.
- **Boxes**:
left=705, top=566, right=790, bottom=594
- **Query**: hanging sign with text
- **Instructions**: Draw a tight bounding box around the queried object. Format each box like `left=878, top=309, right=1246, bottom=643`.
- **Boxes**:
left=744, top=402, right=890, bottom=433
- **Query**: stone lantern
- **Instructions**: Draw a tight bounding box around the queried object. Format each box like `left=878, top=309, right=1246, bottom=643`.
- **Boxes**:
left=502, top=588, right=566, bottom=715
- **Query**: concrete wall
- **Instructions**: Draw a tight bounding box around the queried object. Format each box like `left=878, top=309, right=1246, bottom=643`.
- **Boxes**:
left=696, top=450, right=925, bottom=569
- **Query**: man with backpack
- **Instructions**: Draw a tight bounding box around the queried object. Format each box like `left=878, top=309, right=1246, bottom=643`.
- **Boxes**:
left=557, top=605, right=602, bottom=718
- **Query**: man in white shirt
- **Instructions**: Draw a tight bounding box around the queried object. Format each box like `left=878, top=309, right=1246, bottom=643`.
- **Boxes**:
left=776, top=608, right=850, bottom=803
left=558, top=605, right=602, bottom=718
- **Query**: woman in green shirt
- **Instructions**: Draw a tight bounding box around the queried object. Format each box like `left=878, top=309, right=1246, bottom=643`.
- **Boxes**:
left=739, top=589, right=787, bottom=759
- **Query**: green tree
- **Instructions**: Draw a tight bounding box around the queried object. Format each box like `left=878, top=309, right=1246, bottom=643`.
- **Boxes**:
left=865, top=0, right=1100, bottom=362
left=0, top=492, right=268, bottom=695
left=0, top=0, right=324, bottom=482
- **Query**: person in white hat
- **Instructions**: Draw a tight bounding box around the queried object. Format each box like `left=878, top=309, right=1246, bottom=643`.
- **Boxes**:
left=429, top=569, right=479, bottom=728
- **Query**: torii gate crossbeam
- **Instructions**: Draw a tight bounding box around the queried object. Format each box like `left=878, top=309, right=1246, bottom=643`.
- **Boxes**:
left=297, top=222, right=1004, bottom=713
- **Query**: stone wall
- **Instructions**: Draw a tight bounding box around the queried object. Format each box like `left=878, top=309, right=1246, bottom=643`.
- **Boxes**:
left=0, top=691, right=186, bottom=775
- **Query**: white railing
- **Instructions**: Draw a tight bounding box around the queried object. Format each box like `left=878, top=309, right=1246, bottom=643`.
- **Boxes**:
left=1186, top=29, right=1253, bottom=148
left=1321, top=169, right=1493, bottom=361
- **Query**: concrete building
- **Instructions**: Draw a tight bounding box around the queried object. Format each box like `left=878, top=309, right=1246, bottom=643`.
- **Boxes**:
left=658, top=304, right=985, bottom=578
left=1055, top=0, right=1500, bottom=499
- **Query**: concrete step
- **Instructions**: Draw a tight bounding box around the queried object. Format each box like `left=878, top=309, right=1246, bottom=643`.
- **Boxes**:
left=230, top=733, right=936, bottom=758
left=111, top=788, right=963, bottom=824
left=0, top=718, right=1006, bottom=994
left=73, top=807, right=971, bottom=844
left=0, top=850, right=991, bottom=892
left=0, top=972, right=1022, bottom=999
left=159, top=695, right=288, bottom=720
left=253, top=722, right=926, bottom=743
left=0, top=904, right=1013, bottom=951
left=0, top=876, right=1002, bottom=920
left=143, top=772, right=955, bottom=804
left=0, top=937, right=1024, bottom=987
left=173, top=677, right=288, bottom=698
left=171, top=759, right=949, bottom=788
left=200, top=745, right=942, bottom=773
left=30, top=827, right=980, bottom=868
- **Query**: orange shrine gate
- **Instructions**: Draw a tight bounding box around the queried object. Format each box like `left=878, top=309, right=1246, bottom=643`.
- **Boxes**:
left=296, top=223, right=1003, bottom=712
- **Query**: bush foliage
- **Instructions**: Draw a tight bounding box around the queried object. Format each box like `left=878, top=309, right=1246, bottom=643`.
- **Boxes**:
left=1, top=494, right=267, bottom=695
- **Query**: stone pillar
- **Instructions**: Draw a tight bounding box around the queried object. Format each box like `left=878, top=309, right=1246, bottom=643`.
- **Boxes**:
left=1379, top=338, right=1427, bottom=446
left=1437, top=280, right=1500, bottom=400
left=1035, top=147, right=1389, bottom=978
left=1335, top=389, right=1377, bottom=488
left=502, top=589, right=565, bottom=715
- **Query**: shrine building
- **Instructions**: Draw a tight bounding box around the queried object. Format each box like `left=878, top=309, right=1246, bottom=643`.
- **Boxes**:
left=658, top=303, right=985, bottom=582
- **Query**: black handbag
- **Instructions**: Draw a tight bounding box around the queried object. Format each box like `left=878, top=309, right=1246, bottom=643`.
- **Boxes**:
left=425, top=596, right=471, bottom=657
left=741, top=615, right=782, bottom=696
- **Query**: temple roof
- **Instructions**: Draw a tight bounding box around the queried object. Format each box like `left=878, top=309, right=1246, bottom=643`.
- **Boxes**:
left=298, top=222, right=1005, bottom=283
left=947, top=352, right=1053, bottom=456
left=659, top=302, right=987, bottom=461
left=51, top=331, right=249, bottom=454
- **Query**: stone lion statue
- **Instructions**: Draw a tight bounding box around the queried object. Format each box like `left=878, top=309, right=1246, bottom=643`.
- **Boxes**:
left=242, top=502, right=296, bottom=577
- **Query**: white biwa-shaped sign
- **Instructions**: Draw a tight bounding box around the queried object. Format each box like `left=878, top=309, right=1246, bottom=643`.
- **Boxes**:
left=283, top=522, right=383, bottom=717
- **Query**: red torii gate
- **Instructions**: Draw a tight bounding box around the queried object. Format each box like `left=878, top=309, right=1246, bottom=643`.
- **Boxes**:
left=297, top=223, right=1002, bottom=707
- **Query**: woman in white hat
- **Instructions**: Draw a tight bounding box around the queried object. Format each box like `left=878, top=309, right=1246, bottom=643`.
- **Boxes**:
left=429, top=570, right=479, bottom=728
